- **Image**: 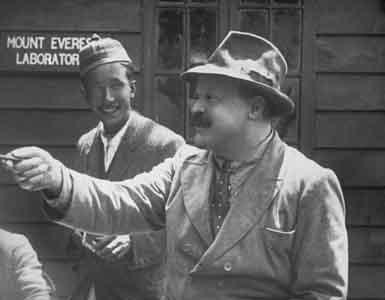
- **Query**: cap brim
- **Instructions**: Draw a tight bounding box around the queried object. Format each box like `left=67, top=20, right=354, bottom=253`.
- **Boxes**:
left=181, top=64, right=295, bottom=116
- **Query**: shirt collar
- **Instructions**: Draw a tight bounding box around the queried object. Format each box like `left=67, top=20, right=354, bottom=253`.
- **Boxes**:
left=98, top=116, right=131, bottom=146
left=213, top=129, right=274, bottom=172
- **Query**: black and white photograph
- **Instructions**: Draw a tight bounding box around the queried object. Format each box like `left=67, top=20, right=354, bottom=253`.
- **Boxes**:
left=0, top=1, right=384, bottom=299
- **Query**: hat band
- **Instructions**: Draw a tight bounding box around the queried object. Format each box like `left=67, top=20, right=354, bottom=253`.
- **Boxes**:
left=245, top=69, right=279, bottom=90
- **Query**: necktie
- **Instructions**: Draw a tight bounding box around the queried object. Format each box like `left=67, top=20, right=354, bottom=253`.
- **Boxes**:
left=210, top=160, right=232, bottom=236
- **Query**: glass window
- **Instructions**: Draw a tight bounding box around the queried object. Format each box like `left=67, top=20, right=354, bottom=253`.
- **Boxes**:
left=272, top=8, right=301, bottom=73
left=277, top=78, right=299, bottom=142
left=190, top=0, right=216, bottom=3
left=155, top=76, right=185, bottom=135
left=273, top=0, right=301, bottom=5
left=157, top=9, right=184, bottom=71
left=240, top=9, right=269, bottom=38
left=240, top=0, right=269, bottom=5
left=189, top=8, right=217, bottom=66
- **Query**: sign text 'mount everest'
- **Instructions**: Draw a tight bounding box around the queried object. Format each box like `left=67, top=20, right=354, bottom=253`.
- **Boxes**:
left=3, top=34, right=93, bottom=68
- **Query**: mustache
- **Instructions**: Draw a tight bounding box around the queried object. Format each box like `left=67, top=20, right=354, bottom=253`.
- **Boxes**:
left=190, top=112, right=212, bottom=128
left=99, top=103, right=119, bottom=110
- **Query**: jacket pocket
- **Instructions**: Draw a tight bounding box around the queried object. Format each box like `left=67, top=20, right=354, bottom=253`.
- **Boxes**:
left=263, top=227, right=296, bottom=253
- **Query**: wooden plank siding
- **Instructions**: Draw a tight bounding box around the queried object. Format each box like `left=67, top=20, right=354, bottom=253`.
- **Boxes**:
left=0, top=0, right=142, bottom=32
left=316, top=75, right=385, bottom=111
left=0, top=0, right=145, bottom=297
left=314, top=0, right=385, bottom=298
left=315, top=0, right=385, bottom=34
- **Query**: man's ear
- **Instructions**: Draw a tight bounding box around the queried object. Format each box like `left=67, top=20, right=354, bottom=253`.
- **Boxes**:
left=80, top=84, right=86, bottom=97
left=248, top=96, right=265, bottom=120
left=130, top=80, right=137, bottom=98
left=80, top=84, right=91, bottom=105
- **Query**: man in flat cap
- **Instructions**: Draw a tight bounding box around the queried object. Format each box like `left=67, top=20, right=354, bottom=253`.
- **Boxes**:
left=4, top=31, right=348, bottom=300
left=67, top=35, right=184, bottom=300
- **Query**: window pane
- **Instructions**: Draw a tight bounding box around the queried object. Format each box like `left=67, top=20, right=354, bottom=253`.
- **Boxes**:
left=190, top=0, right=216, bottom=3
left=240, top=0, right=269, bottom=4
left=272, top=8, right=301, bottom=73
left=189, top=8, right=217, bottom=67
left=240, top=9, right=269, bottom=38
left=155, top=76, right=185, bottom=135
left=273, top=0, right=301, bottom=5
left=276, top=77, right=299, bottom=142
left=157, top=9, right=184, bottom=71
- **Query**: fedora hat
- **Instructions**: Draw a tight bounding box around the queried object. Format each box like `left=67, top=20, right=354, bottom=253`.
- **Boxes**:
left=181, top=31, right=294, bottom=116
left=79, top=34, right=136, bottom=77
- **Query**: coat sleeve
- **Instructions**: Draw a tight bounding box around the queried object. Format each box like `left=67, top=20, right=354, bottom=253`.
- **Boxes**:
left=48, top=153, right=177, bottom=236
left=11, top=235, right=55, bottom=300
left=290, top=169, right=348, bottom=300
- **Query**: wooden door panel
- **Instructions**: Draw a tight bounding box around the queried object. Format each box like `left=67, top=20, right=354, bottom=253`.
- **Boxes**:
left=316, top=0, right=385, bottom=34
left=314, top=150, right=385, bottom=186
left=349, top=228, right=385, bottom=264
left=344, top=189, right=385, bottom=226
left=316, top=75, right=385, bottom=111
left=349, top=265, right=385, bottom=298
left=316, top=36, right=385, bottom=72
left=0, top=0, right=141, bottom=32
left=316, top=113, right=385, bottom=148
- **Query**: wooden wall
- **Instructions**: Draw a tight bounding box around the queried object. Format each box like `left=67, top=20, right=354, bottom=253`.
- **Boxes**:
left=0, top=0, right=144, bottom=298
left=311, top=0, right=385, bottom=299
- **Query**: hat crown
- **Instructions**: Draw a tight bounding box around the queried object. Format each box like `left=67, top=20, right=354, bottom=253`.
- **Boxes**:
left=79, top=34, right=134, bottom=77
left=209, top=31, right=287, bottom=89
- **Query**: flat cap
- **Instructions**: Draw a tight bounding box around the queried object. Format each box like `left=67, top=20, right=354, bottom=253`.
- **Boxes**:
left=79, top=34, right=135, bottom=77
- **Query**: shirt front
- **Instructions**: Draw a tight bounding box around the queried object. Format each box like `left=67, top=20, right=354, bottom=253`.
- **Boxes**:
left=210, top=129, right=274, bottom=236
left=98, top=117, right=131, bottom=172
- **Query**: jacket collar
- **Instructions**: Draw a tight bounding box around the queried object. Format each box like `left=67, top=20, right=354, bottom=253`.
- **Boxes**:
left=181, top=149, right=213, bottom=247
left=85, top=111, right=149, bottom=178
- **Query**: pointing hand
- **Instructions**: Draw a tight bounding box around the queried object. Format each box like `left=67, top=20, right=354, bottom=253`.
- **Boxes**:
left=1, top=147, right=63, bottom=195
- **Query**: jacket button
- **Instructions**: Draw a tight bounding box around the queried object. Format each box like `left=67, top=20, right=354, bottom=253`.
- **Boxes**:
left=224, top=262, right=232, bottom=272
left=217, top=280, right=224, bottom=287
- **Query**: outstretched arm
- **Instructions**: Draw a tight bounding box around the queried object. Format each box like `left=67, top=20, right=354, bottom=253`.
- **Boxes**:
left=2, top=146, right=175, bottom=235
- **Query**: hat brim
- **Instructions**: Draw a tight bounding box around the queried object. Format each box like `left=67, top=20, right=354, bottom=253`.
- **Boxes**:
left=181, top=64, right=295, bottom=116
left=80, top=58, right=136, bottom=77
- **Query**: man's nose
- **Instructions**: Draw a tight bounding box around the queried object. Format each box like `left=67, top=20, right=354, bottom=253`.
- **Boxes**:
left=189, top=97, right=205, bottom=114
left=103, top=87, right=114, bottom=102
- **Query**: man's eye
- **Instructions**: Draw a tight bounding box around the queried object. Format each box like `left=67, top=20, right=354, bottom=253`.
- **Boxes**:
left=189, top=94, right=199, bottom=101
left=206, top=95, right=216, bottom=102
left=111, top=83, right=122, bottom=89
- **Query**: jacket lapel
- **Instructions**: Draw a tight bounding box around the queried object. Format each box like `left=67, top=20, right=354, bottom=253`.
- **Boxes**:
left=85, top=131, right=104, bottom=177
left=181, top=150, right=214, bottom=247
left=198, top=133, right=286, bottom=266
left=107, top=112, right=147, bottom=179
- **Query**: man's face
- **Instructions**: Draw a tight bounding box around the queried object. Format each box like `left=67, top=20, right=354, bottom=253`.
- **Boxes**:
left=83, top=62, right=135, bottom=133
left=189, top=75, right=251, bottom=152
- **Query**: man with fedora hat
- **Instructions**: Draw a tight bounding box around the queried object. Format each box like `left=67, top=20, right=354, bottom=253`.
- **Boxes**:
left=66, top=34, right=184, bottom=300
left=4, top=31, right=348, bottom=300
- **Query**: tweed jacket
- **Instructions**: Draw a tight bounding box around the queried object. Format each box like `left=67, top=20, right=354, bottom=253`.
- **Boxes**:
left=69, top=111, right=184, bottom=300
left=50, top=132, right=348, bottom=300
left=0, top=229, right=54, bottom=300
